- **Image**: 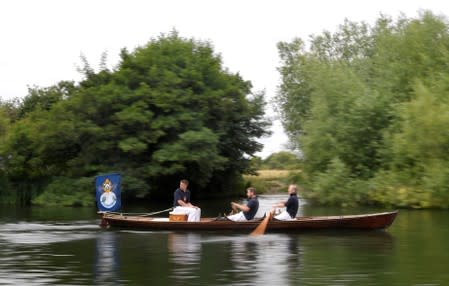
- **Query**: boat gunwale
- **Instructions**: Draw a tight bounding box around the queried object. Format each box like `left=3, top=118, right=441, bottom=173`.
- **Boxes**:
left=100, top=210, right=398, bottom=231
left=101, top=210, right=397, bottom=220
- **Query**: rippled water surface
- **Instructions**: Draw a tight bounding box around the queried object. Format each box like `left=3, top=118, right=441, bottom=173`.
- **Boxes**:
left=1, top=195, right=449, bottom=285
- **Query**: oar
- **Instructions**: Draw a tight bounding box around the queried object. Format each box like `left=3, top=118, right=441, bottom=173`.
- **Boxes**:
left=250, top=211, right=273, bottom=236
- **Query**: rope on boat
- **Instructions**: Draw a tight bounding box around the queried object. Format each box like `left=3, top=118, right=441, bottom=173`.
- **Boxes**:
left=140, top=208, right=174, bottom=217
left=99, top=207, right=174, bottom=217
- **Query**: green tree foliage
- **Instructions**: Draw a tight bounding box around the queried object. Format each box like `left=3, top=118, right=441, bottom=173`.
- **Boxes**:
left=0, top=31, right=269, bottom=205
left=0, top=103, right=13, bottom=201
left=276, top=11, right=449, bottom=208
left=17, top=81, right=76, bottom=119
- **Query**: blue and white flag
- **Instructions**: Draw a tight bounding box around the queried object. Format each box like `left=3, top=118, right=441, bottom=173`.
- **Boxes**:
left=96, top=173, right=121, bottom=212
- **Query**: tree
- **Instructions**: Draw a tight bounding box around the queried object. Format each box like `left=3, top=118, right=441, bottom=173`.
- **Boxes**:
left=1, top=31, right=269, bottom=205
left=17, top=81, right=76, bottom=119
left=276, top=11, right=449, bottom=208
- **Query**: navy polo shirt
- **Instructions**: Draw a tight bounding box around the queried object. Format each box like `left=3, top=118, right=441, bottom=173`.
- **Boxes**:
left=173, top=188, right=190, bottom=207
left=243, top=196, right=259, bottom=220
left=285, top=193, right=299, bottom=218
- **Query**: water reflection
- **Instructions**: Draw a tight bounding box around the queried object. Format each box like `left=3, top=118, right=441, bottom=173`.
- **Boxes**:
left=0, top=221, right=97, bottom=244
left=226, top=234, right=302, bottom=285
left=168, top=233, right=202, bottom=282
left=166, top=233, right=305, bottom=285
left=0, top=221, right=98, bottom=285
left=94, top=231, right=121, bottom=285
left=296, top=230, right=395, bottom=285
left=2, top=201, right=448, bottom=285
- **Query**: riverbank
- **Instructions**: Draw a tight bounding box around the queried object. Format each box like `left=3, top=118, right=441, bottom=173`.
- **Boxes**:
left=243, top=169, right=301, bottom=194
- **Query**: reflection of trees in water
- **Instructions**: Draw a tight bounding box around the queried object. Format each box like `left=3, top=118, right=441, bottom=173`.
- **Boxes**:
left=227, top=239, right=259, bottom=282
left=295, top=231, right=394, bottom=285
left=94, top=232, right=121, bottom=285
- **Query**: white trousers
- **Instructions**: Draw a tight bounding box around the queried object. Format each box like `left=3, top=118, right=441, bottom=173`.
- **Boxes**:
left=227, top=212, right=248, bottom=222
left=274, top=210, right=295, bottom=221
left=173, top=206, right=201, bottom=222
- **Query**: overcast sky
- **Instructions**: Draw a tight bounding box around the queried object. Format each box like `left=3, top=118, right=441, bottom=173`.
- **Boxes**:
left=1, top=0, right=448, bottom=158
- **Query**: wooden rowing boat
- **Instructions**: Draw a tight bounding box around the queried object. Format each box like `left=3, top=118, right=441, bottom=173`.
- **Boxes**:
left=100, top=210, right=398, bottom=232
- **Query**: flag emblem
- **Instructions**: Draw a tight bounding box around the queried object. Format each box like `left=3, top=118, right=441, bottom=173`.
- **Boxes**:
left=96, top=173, right=121, bottom=212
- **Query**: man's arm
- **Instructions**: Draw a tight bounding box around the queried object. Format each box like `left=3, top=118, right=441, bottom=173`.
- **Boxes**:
left=231, top=202, right=250, bottom=212
left=273, top=200, right=287, bottom=208
left=177, top=199, right=188, bottom=207
left=178, top=200, right=194, bottom=207
left=174, top=190, right=189, bottom=207
left=175, top=191, right=196, bottom=208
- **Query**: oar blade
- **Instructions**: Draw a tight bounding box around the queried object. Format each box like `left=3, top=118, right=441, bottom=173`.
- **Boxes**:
left=250, top=212, right=272, bottom=236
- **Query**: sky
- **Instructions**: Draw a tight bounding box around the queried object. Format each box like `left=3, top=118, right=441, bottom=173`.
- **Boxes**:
left=1, top=0, right=448, bottom=158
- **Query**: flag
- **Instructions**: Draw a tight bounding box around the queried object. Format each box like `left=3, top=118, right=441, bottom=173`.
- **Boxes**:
left=96, top=173, right=121, bottom=212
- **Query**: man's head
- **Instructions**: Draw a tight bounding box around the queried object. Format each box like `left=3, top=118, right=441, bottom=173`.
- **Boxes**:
left=288, top=184, right=298, bottom=195
left=246, top=187, right=256, bottom=198
left=180, top=179, right=189, bottom=191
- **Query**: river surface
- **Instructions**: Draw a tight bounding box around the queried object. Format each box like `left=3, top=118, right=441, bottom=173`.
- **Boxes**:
left=1, top=195, right=448, bottom=285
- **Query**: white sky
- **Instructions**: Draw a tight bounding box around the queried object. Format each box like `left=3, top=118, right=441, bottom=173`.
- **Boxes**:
left=1, top=0, right=448, bottom=158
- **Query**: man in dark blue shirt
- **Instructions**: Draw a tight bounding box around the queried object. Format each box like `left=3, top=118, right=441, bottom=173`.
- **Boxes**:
left=172, top=179, right=201, bottom=222
left=227, top=187, right=259, bottom=221
left=272, top=184, right=299, bottom=220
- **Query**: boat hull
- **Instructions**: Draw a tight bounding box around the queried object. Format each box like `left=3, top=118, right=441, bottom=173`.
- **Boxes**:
left=100, top=211, right=398, bottom=232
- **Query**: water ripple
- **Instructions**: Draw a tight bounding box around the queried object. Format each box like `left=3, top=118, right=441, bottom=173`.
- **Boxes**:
left=0, top=221, right=98, bottom=245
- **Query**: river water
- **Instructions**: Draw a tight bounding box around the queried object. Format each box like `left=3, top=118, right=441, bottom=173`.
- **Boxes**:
left=1, top=195, right=448, bottom=285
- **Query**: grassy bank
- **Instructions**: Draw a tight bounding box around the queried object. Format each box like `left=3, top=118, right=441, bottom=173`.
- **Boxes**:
left=243, top=169, right=300, bottom=194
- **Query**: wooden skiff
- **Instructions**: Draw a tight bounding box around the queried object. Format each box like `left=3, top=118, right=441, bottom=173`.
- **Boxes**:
left=100, top=210, right=398, bottom=232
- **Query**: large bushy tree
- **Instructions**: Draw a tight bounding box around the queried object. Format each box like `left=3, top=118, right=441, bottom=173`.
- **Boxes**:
left=276, top=11, right=449, bottom=208
left=0, top=31, right=269, bottom=205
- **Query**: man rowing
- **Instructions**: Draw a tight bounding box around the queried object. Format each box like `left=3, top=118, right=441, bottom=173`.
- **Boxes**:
left=227, top=187, right=259, bottom=221
left=271, top=184, right=299, bottom=220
